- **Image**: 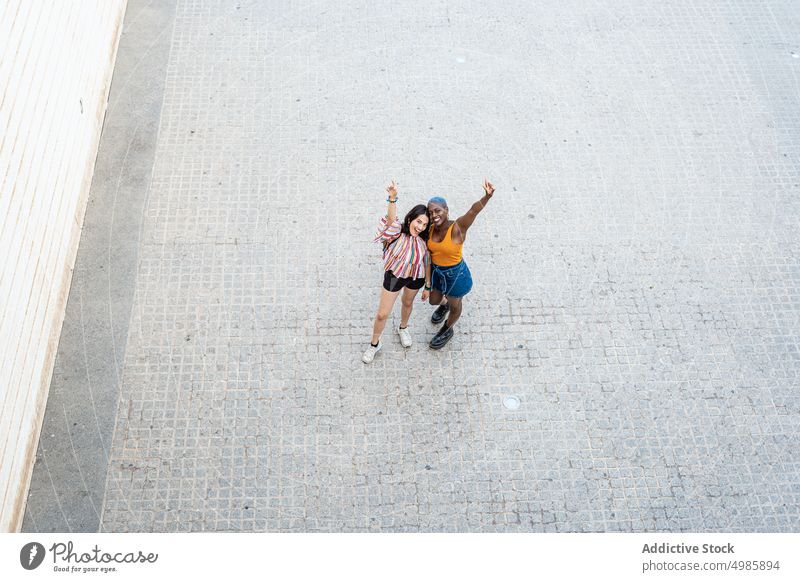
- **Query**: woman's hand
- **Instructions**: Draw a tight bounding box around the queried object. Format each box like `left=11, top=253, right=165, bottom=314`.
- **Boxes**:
left=421, top=289, right=430, bottom=302
left=385, top=179, right=398, bottom=222
left=483, top=179, right=494, bottom=197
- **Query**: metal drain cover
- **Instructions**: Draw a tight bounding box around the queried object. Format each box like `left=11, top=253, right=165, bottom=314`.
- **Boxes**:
left=502, top=396, right=521, bottom=410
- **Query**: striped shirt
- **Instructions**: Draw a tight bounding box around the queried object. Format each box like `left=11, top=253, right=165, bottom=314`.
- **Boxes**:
left=373, top=215, right=429, bottom=279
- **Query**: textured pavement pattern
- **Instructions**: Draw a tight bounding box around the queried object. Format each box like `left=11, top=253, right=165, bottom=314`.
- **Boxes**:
left=98, top=0, right=800, bottom=531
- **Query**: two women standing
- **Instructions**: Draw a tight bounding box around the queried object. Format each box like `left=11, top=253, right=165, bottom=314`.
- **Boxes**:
left=363, top=180, right=494, bottom=363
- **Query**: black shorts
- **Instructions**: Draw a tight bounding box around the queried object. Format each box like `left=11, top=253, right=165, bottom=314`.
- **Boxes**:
left=383, top=270, right=425, bottom=292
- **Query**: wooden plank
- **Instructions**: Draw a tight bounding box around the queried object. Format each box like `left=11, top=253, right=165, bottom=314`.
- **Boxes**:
left=0, top=0, right=128, bottom=532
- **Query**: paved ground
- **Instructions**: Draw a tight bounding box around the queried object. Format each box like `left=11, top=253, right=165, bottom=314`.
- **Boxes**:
left=25, top=0, right=800, bottom=532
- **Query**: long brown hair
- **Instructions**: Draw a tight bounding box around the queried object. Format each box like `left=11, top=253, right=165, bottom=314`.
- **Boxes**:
left=400, top=204, right=431, bottom=241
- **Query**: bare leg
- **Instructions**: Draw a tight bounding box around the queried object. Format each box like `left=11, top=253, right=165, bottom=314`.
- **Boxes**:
left=399, top=286, right=420, bottom=328
left=445, top=296, right=463, bottom=327
left=371, top=288, right=401, bottom=344
left=429, top=290, right=445, bottom=306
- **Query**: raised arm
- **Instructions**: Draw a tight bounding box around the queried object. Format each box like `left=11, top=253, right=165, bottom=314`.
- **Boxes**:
left=374, top=180, right=402, bottom=244
left=455, top=179, right=495, bottom=233
left=386, top=180, right=398, bottom=222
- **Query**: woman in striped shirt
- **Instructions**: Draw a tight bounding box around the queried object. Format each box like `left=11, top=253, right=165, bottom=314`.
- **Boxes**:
left=363, top=181, right=432, bottom=364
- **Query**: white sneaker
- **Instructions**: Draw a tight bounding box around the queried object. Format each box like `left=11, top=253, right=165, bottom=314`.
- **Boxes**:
left=362, top=342, right=382, bottom=363
left=398, top=326, right=412, bottom=348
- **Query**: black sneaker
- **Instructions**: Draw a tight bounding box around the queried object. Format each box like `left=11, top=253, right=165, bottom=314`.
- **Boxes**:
left=429, top=324, right=454, bottom=350
left=431, top=303, right=450, bottom=324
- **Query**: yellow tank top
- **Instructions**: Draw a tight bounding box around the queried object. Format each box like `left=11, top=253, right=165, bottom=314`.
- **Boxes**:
left=427, top=223, right=462, bottom=267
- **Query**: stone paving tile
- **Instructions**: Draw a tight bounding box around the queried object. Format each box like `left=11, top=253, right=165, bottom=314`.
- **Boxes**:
left=100, top=0, right=800, bottom=531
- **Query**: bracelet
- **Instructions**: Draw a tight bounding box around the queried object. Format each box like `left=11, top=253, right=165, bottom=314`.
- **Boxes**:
left=387, top=198, right=397, bottom=203
left=424, top=285, right=431, bottom=290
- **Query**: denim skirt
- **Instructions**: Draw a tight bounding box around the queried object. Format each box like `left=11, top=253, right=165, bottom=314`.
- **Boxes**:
left=431, top=260, right=473, bottom=298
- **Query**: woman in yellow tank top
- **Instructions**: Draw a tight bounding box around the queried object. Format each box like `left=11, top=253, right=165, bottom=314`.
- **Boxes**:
left=425, top=179, right=495, bottom=349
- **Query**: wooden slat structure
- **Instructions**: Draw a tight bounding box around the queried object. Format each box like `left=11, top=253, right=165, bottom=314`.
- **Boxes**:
left=0, top=0, right=128, bottom=531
